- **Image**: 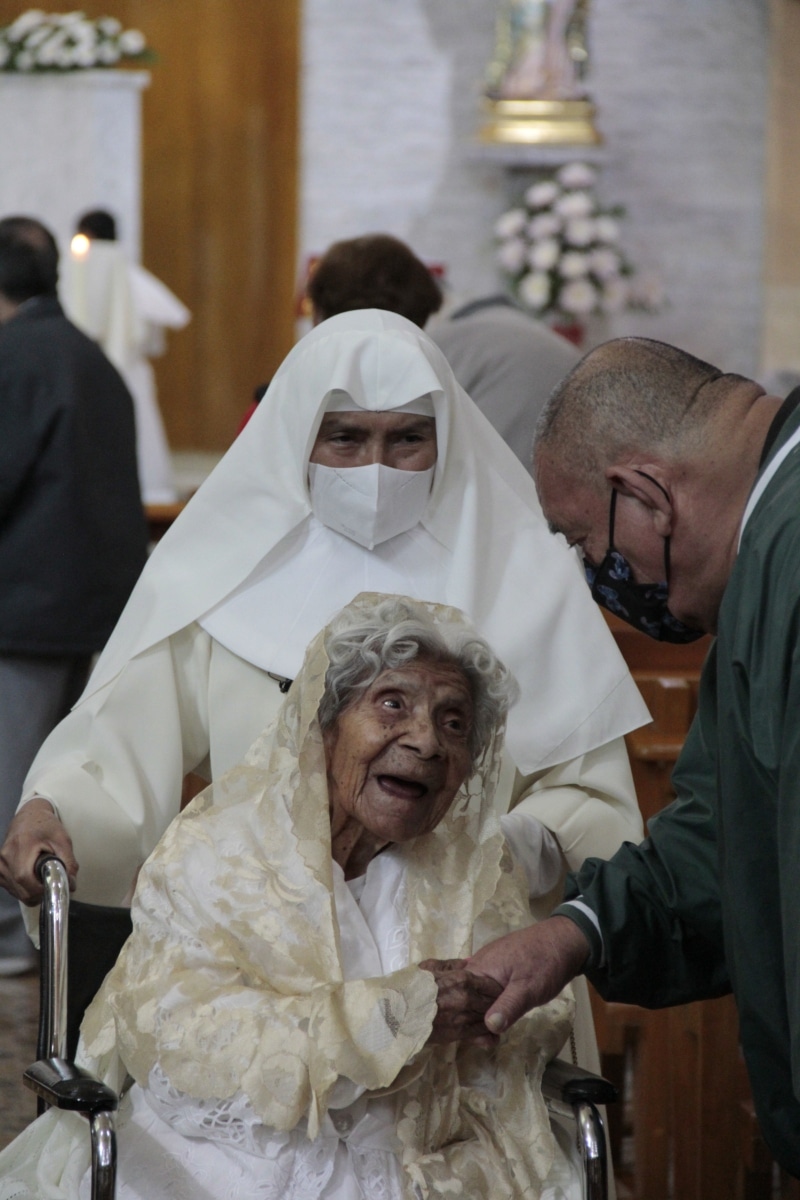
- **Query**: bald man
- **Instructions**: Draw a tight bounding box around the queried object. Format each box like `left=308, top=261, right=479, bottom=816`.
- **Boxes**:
left=458, top=337, right=800, bottom=1175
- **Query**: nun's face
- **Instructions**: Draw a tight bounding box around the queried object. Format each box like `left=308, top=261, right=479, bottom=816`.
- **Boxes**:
left=310, top=411, right=437, bottom=471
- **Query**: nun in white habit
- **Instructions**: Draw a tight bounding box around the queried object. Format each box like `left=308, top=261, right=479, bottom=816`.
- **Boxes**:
left=12, top=309, right=647, bottom=1064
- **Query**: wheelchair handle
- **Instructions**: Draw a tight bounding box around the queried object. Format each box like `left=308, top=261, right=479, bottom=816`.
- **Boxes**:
left=36, top=855, right=70, bottom=1062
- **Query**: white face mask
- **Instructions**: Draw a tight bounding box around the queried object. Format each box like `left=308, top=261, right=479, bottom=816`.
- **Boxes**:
left=308, top=462, right=435, bottom=549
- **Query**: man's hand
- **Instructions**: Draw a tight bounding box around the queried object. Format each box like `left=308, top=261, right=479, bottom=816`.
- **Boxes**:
left=419, top=958, right=503, bottom=1046
left=0, top=798, right=78, bottom=904
left=466, top=916, right=591, bottom=1034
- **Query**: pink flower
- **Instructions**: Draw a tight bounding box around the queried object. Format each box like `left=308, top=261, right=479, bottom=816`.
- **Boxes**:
left=560, top=279, right=598, bottom=315
left=560, top=252, right=590, bottom=279
left=525, top=181, right=561, bottom=208
left=528, top=239, right=560, bottom=271
left=494, top=209, right=527, bottom=239
left=519, top=272, right=551, bottom=311
left=527, top=212, right=561, bottom=240
left=557, top=162, right=597, bottom=189
left=496, top=239, right=528, bottom=274
left=555, top=191, right=594, bottom=219
left=564, top=218, right=595, bottom=247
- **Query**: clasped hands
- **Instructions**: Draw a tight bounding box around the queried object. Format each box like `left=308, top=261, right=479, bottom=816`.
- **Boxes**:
left=420, top=958, right=503, bottom=1046
left=421, top=917, right=592, bottom=1044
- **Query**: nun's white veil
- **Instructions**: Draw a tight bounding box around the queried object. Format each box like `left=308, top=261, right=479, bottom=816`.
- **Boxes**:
left=85, top=309, right=646, bottom=773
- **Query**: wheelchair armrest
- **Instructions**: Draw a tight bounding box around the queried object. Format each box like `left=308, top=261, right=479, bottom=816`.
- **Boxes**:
left=24, top=1057, right=118, bottom=1115
left=542, top=1057, right=618, bottom=1107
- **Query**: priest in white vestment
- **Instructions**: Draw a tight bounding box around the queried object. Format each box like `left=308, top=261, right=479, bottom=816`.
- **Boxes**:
left=59, top=211, right=189, bottom=504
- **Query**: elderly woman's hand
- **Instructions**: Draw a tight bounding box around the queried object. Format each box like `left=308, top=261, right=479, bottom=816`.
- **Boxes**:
left=419, top=958, right=503, bottom=1046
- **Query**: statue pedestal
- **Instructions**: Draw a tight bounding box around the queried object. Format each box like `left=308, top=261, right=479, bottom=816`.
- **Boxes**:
left=479, top=97, right=603, bottom=148
left=0, top=69, right=149, bottom=258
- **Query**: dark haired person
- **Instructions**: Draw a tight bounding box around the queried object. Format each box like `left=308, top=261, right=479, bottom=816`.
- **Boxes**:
left=307, top=233, right=443, bottom=329
left=75, top=207, right=117, bottom=241
left=0, top=215, right=147, bottom=973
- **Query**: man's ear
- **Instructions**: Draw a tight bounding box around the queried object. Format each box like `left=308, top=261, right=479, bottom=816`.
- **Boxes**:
left=605, top=465, right=674, bottom=537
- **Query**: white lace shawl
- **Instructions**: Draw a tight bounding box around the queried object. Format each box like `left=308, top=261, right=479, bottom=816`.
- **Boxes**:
left=81, top=596, right=575, bottom=1198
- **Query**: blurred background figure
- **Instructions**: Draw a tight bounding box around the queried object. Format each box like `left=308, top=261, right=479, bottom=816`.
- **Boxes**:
left=0, top=215, right=147, bottom=974
left=427, top=295, right=580, bottom=470
left=306, top=232, right=443, bottom=329
left=60, top=208, right=190, bottom=504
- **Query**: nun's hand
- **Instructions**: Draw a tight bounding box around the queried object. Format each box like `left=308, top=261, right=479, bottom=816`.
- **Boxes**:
left=0, top=798, right=78, bottom=903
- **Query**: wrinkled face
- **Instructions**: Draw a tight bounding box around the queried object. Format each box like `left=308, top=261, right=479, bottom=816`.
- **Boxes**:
left=323, top=659, right=474, bottom=845
left=310, top=410, right=437, bottom=471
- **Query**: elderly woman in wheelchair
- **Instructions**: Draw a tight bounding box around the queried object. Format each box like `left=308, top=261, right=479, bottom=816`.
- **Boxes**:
left=0, top=595, right=585, bottom=1199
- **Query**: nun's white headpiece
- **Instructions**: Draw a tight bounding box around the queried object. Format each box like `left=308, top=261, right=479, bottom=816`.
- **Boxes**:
left=85, top=309, right=646, bottom=773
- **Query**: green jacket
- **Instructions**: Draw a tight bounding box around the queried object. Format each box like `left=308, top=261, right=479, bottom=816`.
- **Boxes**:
left=559, top=393, right=800, bottom=1174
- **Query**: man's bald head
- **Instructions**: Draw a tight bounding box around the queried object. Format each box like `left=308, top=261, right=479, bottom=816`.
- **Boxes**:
left=533, top=337, right=780, bottom=635
left=534, top=337, right=750, bottom=485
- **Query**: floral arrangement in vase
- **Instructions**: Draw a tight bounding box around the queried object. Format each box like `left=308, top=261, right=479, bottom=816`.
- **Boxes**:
left=0, top=10, right=151, bottom=71
left=494, top=161, right=662, bottom=328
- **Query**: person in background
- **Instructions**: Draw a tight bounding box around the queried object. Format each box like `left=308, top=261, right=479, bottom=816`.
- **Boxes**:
left=306, top=233, right=443, bottom=330
left=61, top=208, right=190, bottom=504
left=0, top=215, right=147, bottom=974
left=427, top=294, right=580, bottom=470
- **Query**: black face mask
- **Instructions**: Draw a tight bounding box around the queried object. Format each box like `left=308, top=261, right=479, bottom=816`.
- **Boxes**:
left=583, top=478, right=704, bottom=643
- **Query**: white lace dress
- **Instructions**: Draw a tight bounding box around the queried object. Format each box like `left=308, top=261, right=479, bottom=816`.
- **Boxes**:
left=79, top=850, right=581, bottom=1200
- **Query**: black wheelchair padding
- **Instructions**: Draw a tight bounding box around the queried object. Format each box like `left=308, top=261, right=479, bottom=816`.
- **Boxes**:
left=24, top=1058, right=119, bottom=1114
left=543, top=1057, right=618, bottom=1106
left=65, top=900, right=133, bottom=1058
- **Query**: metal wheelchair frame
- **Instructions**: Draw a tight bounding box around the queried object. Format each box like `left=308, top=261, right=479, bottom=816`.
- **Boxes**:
left=23, top=856, right=616, bottom=1200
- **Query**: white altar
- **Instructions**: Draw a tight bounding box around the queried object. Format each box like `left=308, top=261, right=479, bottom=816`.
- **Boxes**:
left=0, top=69, right=149, bottom=259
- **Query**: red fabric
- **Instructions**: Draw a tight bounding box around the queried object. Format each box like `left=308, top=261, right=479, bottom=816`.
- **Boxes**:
left=236, top=401, right=259, bottom=435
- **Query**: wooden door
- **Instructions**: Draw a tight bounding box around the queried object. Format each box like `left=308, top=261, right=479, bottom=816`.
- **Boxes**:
left=0, top=0, right=300, bottom=451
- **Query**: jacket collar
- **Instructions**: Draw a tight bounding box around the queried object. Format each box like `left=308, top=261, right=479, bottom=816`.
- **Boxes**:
left=3, top=293, right=63, bottom=326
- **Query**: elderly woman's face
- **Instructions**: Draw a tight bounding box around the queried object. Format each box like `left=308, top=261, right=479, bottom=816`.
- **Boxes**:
left=324, top=658, right=474, bottom=848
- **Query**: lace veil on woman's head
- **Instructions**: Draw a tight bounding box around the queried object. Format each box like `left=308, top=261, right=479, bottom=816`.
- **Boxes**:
left=81, top=594, right=574, bottom=1197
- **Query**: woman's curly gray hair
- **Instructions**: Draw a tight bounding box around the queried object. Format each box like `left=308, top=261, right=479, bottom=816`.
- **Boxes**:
left=318, top=596, right=519, bottom=764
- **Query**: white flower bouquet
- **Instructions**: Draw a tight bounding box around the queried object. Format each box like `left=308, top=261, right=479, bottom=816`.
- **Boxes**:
left=0, top=10, right=152, bottom=72
left=495, top=161, right=661, bottom=323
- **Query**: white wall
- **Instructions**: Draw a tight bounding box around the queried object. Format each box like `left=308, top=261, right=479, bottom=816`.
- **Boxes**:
left=0, top=70, right=148, bottom=260
left=301, top=0, right=769, bottom=378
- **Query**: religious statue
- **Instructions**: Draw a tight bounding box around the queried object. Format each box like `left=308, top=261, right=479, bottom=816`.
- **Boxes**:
left=486, top=0, right=590, bottom=101
left=480, top=0, right=600, bottom=146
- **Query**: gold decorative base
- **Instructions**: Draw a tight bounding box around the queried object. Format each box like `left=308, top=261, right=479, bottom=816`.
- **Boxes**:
left=479, top=98, right=603, bottom=147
